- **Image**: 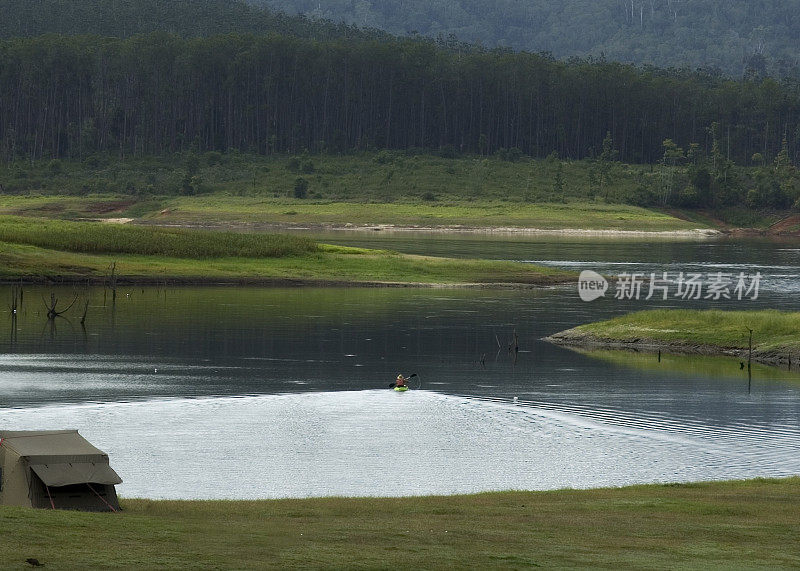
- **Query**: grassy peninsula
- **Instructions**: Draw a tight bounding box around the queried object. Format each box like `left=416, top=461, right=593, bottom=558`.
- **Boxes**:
left=0, top=216, right=573, bottom=286
left=547, top=309, right=800, bottom=367
left=2, top=479, right=798, bottom=569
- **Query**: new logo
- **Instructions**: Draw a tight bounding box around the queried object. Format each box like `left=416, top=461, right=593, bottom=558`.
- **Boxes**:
left=578, top=270, right=608, bottom=302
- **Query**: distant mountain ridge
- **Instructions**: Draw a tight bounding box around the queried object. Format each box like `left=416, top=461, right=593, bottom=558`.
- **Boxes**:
left=2, top=0, right=798, bottom=76
left=249, top=0, right=800, bottom=76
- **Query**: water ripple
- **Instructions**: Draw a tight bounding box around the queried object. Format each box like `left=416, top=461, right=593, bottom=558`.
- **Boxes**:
left=2, top=390, right=797, bottom=500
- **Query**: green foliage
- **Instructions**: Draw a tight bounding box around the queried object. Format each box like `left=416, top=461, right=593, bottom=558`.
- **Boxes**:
left=204, top=151, right=223, bottom=166
left=496, top=147, right=523, bottom=162
left=0, top=34, right=798, bottom=165
left=435, top=145, right=459, bottom=159
left=181, top=175, right=196, bottom=196
left=373, top=150, right=394, bottom=165
left=662, top=139, right=684, bottom=166
left=676, top=185, right=699, bottom=208
left=599, top=132, right=618, bottom=163
left=552, top=163, right=564, bottom=195
left=293, top=177, right=309, bottom=198
left=1, top=150, right=797, bottom=221
left=746, top=175, right=791, bottom=209
left=47, top=159, right=63, bottom=175
left=286, top=157, right=301, bottom=173
left=775, top=137, right=792, bottom=170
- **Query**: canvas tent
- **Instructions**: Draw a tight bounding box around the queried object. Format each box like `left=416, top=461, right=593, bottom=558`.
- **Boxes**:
left=0, top=430, right=121, bottom=511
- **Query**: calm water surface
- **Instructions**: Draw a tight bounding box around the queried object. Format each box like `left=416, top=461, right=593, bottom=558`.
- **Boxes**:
left=1, top=236, right=799, bottom=498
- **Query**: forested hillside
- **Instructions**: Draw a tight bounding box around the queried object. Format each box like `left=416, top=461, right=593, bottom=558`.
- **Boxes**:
left=1, top=33, right=798, bottom=166
left=0, top=1, right=799, bottom=213
left=252, top=0, right=800, bottom=77
left=3, top=0, right=798, bottom=76
left=0, top=0, right=382, bottom=42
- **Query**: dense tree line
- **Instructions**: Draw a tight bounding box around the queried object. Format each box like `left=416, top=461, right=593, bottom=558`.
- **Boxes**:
left=255, top=0, right=800, bottom=77
left=1, top=33, right=799, bottom=167
left=0, top=0, right=383, bottom=42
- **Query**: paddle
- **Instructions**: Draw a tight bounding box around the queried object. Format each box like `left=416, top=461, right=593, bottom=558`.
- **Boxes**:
left=389, top=373, right=417, bottom=388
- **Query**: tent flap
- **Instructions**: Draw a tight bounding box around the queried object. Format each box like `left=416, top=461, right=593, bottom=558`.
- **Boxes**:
left=30, top=462, right=122, bottom=487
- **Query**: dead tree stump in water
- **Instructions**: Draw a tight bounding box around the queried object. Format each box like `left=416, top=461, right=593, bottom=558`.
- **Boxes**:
left=80, top=298, right=90, bottom=325
left=42, top=292, right=78, bottom=320
left=107, top=261, right=118, bottom=302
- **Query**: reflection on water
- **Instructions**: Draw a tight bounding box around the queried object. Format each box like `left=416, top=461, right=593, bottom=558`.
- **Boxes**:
left=312, top=232, right=800, bottom=293
left=4, top=390, right=798, bottom=499
left=1, top=235, right=799, bottom=498
left=574, top=348, right=800, bottom=384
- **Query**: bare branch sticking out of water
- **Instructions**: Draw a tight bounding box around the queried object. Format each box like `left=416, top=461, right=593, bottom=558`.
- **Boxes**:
left=43, top=292, right=79, bottom=320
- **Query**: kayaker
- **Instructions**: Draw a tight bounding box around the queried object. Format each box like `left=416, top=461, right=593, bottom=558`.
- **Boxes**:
left=395, top=374, right=406, bottom=388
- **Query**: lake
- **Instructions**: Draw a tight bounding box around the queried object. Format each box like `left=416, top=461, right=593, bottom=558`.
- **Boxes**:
left=1, top=235, right=799, bottom=498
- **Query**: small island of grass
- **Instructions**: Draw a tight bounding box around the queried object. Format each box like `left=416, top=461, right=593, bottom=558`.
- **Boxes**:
left=0, top=216, right=574, bottom=287
left=546, top=309, right=800, bottom=368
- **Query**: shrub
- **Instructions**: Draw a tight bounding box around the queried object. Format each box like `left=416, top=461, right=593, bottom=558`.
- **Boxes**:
left=286, top=157, right=301, bottom=172
left=496, top=147, right=523, bottom=162
left=205, top=151, right=223, bottom=166
left=374, top=150, right=393, bottom=164
left=436, top=145, right=459, bottom=159
left=676, top=185, right=699, bottom=207
left=294, top=177, right=309, bottom=198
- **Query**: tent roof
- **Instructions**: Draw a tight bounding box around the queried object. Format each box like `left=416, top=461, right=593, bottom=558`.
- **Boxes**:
left=30, top=462, right=122, bottom=487
left=0, top=430, right=108, bottom=459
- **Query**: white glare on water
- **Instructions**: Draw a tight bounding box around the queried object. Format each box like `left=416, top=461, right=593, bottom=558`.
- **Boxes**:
left=4, top=390, right=798, bottom=499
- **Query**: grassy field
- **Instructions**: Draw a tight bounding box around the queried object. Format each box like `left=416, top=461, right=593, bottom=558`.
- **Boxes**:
left=0, top=193, right=703, bottom=232
left=0, top=152, right=712, bottom=231
left=0, top=215, right=318, bottom=258
left=149, top=196, right=702, bottom=231
left=1, top=478, right=798, bottom=568
left=548, top=309, right=800, bottom=366
left=0, top=216, right=574, bottom=285
left=567, top=309, right=800, bottom=352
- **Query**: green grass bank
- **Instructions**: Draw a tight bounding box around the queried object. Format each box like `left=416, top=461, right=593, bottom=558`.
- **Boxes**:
left=2, top=478, right=798, bottom=569
left=547, top=309, right=800, bottom=367
left=147, top=196, right=707, bottom=232
left=0, top=193, right=706, bottom=233
left=0, top=216, right=573, bottom=286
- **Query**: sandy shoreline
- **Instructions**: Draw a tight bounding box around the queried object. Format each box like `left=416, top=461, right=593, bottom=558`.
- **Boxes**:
left=305, top=224, right=722, bottom=238
left=0, top=275, right=575, bottom=289
left=138, top=219, right=722, bottom=239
